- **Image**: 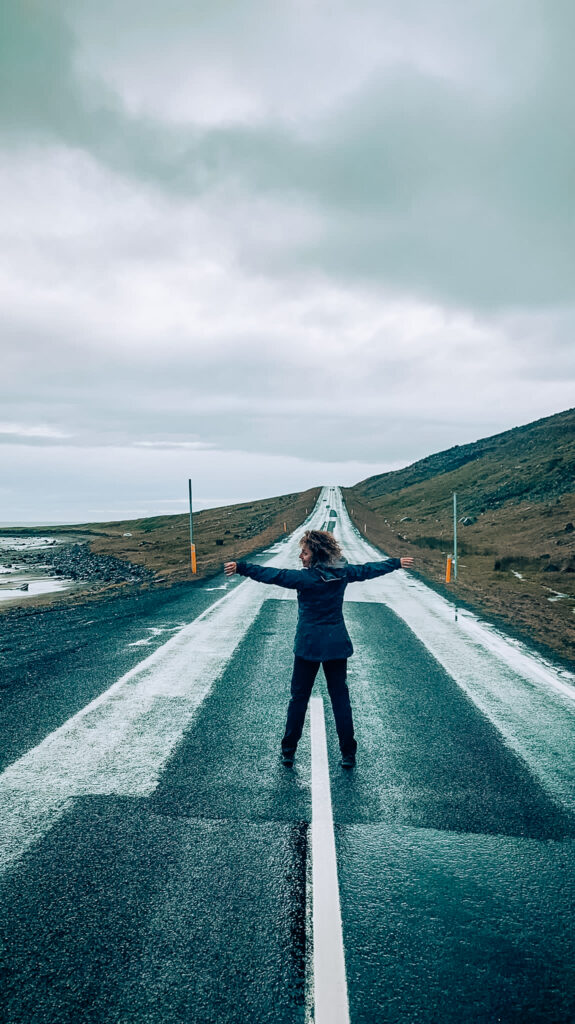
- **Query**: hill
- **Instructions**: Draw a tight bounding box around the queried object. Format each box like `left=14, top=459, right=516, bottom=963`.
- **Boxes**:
left=343, top=407, right=575, bottom=667
left=65, top=486, right=320, bottom=582
left=0, top=487, right=320, bottom=612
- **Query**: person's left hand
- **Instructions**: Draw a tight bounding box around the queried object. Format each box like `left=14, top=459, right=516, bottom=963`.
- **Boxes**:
left=400, top=557, right=414, bottom=569
left=224, top=562, right=237, bottom=576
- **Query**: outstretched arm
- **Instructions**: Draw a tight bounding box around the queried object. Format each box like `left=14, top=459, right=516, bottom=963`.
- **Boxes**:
left=224, top=561, right=303, bottom=589
left=344, top=556, right=413, bottom=583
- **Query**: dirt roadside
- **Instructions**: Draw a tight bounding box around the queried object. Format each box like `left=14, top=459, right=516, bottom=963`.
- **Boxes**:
left=0, top=487, right=320, bottom=616
left=343, top=489, right=575, bottom=671
left=0, top=487, right=321, bottom=684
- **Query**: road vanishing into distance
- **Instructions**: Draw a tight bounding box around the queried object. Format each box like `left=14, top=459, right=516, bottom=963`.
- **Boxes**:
left=1, top=487, right=574, bottom=1023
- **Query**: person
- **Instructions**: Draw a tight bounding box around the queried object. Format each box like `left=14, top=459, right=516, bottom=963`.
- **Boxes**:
left=224, top=529, right=414, bottom=768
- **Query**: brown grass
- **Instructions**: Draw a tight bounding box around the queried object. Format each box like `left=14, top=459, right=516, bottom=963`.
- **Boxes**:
left=86, top=487, right=321, bottom=581
left=0, top=487, right=321, bottom=613
left=343, top=488, right=575, bottom=667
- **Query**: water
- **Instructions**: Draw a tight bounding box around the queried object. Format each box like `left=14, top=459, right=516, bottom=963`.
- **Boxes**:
left=0, top=535, right=72, bottom=603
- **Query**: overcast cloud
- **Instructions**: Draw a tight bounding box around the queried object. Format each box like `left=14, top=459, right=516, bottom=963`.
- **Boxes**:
left=1, top=0, right=574, bottom=522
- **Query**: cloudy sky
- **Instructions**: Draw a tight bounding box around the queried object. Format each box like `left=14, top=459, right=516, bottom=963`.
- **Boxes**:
left=2, top=0, right=574, bottom=522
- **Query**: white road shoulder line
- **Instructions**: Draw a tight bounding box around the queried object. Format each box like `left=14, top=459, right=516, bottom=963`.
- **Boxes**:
left=330, top=487, right=575, bottom=807
left=0, top=493, right=330, bottom=874
left=0, top=580, right=268, bottom=872
left=310, top=696, right=350, bottom=1024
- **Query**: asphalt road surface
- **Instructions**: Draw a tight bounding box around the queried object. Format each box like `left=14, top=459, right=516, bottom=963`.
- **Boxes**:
left=1, top=487, right=574, bottom=1023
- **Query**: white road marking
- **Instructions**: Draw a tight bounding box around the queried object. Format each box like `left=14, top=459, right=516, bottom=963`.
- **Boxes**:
left=310, top=697, right=350, bottom=1024
left=330, top=487, right=575, bottom=808
left=0, top=494, right=328, bottom=873
left=0, top=580, right=267, bottom=871
left=127, top=624, right=185, bottom=647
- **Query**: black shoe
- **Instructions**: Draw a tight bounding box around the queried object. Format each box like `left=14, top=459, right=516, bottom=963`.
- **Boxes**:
left=341, top=754, right=356, bottom=769
left=281, top=751, right=295, bottom=765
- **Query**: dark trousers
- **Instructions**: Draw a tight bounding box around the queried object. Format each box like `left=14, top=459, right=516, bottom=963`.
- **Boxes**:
left=282, top=656, right=357, bottom=758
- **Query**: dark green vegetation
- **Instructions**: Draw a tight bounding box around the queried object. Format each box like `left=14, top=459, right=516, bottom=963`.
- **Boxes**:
left=344, top=407, right=575, bottom=666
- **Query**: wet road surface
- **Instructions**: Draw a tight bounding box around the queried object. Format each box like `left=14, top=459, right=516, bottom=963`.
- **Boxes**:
left=1, top=487, right=574, bottom=1023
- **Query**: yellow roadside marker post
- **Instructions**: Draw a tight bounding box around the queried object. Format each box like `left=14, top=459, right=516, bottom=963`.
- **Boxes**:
left=453, top=492, right=458, bottom=580
left=188, top=478, right=197, bottom=574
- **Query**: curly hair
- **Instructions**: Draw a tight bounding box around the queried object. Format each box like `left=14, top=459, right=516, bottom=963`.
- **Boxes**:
left=299, top=529, right=343, bottom=566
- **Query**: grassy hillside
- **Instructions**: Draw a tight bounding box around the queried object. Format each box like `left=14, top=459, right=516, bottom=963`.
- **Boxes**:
left=76, top=487, right=320, bottom=582
left=344, top=407, right=575, bottom=666
left=0, top=487, right=321, bottom=610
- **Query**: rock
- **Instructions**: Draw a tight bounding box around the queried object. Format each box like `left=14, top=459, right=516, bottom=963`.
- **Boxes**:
left=543, top=563, right=560, bottom=572
left=460, top=516, right=476, bottom=526
left=35, top=541, right=153, bottom=587
left=565, top=522, right=574, bottom=533
left=18, top=583, right=29, bottom=591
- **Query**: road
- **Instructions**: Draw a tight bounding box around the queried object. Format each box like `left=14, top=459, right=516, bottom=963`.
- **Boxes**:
left=1, top=487, right=574, bottom=1023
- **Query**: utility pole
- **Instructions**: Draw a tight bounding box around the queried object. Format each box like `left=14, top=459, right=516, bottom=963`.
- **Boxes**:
left=188, top=478, right=197, bottom=574
left=453, top=492, right=458, bottom=580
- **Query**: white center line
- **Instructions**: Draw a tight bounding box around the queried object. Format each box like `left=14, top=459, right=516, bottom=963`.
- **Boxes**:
left=310, top=696, right=350, bottom=1024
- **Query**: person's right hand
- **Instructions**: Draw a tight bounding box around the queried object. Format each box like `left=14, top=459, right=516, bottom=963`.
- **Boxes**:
left=224, top=562, right=237, bottom=576
left=400, top=557, right=414, bottom=569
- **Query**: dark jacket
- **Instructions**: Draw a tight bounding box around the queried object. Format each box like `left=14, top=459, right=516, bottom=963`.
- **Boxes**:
left=236, top=557, right=401, bottom=661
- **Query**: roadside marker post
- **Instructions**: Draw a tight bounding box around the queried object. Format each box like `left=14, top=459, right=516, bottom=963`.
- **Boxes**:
left=453, top=492, right=458, bottom=580
left=445, top=555, right=453, bottom=583
left=188, top=478, right=197, bottom=574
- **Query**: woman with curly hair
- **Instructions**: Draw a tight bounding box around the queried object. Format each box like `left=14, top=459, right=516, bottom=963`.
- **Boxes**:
left=225, top=530, right=413, bottom=768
